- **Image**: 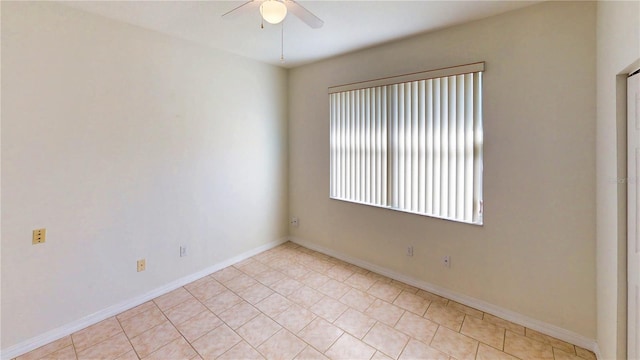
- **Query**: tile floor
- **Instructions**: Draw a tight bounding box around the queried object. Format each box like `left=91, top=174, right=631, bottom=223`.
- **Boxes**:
left=16, top=242, right=597, bottom=360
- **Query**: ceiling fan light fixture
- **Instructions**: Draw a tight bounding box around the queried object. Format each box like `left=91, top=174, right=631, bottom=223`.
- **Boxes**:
left=260, top=0, right=287, bottom=24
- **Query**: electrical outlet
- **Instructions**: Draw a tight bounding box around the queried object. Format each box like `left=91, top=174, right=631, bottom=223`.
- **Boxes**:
left=406, top=246, right=414, bottom=256
left=137, top=259, right=146, bottom=272
left=32, top=228, right=46, bottom=244
left=290, top=217, right=299, bottom=227
left=442, top=255, right=451, bottom=268
left=180, top=246, right=188, bottom=257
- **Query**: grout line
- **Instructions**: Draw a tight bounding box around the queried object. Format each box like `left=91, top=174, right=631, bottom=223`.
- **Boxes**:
left=113, top=314, right=137, bottom=357
left=21, top=242, right=593, bottom=360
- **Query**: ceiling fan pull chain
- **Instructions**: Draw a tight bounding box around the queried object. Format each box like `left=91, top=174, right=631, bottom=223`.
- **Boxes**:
left=280, top=21, right=285, bottom=63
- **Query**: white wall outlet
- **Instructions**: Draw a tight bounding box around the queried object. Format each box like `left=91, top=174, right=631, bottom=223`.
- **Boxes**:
left=180, top=245, right=188, bottom=257
left=442, top=255, right=451, bottom=268
left=290, top=217, right=299, bottom=227
left=406, top=246, right=414, bottom=256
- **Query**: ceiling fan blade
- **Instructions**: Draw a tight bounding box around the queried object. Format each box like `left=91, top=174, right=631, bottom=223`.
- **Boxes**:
left=286, top=0, right=324, bottom=29
left=222, top=1, right=260, bottom=19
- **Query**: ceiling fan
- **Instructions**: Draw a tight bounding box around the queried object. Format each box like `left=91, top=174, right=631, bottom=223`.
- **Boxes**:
left=222, top=0, right=324, bottom=29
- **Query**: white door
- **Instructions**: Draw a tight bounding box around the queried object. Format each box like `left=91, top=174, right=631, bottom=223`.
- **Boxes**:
left=628, top=70, right=640, bottom=360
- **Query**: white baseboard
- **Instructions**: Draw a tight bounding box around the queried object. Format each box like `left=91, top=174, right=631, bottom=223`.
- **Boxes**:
left=593, top=343, right=602, bottom=360
left=290, top=236, right=599, bottom=355
left=1, top=238, right=287, bottom=360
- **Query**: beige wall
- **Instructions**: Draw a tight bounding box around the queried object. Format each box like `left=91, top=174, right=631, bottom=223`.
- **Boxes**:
left=596, top=1, right=640, bottom=359
left=289, top=1, right=596, bottom=339
left=1, top=2, right=288, bottom=349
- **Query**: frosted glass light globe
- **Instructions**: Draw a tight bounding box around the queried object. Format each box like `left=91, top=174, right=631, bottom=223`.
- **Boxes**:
left=260, top=0, right=287, bottom=24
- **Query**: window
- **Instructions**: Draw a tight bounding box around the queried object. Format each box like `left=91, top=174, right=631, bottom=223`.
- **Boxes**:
left=329, top=62, right=484, bottom=225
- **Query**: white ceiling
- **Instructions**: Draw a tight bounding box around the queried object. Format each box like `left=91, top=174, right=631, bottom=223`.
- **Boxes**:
left=63, top=0, right=540, bottom=68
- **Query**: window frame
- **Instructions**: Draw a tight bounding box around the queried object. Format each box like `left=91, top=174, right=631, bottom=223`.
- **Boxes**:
left=328, top=62, right=485, bottom=225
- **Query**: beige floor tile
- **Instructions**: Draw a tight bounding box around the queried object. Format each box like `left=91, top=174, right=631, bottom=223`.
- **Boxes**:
left=327, top=258, right=351, bottom=268
left=164, top=298, right=207, bottom=326
left=305, top=259, right=335, bottom=274
left=365, top=272, right=392, bottom=284
left=554, top=348, right=584, bottom=360
left=300, top=271, right=332, bottom=289
left=237, top=283, right=275, bottom=305
left=237, top=314, right=282, bottom=347
left=503, top=331, right=553, bottom=360
left=298, top=318, right=344, bottom=352
left=325, top=265, right=355, bottom=282
left=447, top=302, right=483, bottom=319
left=347, top=264, right=369, bottom=275
left=257, top=329, right=307, bottom=360
left=415, top=290, right=448, bottom=305
left=211, top=266, right=243, bottom=283
left=365, top=299, right=405, bottom=326
left=72, top=317, right=123, bottom=351
left=334, top=308, right=376, bottom=339
left=525, top=328, right=576, bottom=354
left=117, top=302, right=157, bottom=322
left=191, top=324, right=241, bottom=359
left=340, top=288, right=376, bottom=312
left=269, top=258, right=295, bottom=272
left=272, top=277, right=305, bottom=296
left=294, top=346, right=329, bottom=360
left=393, top=291, right=430, bottom=316
left=120, top=306, right=167, bottom=339
left=202, top=290, right=243, bottom=315
left=460, top=315, right=505, bottom=350
left=18, top=243, right=593, bottom=360
left=17, top=336, right=73, bottom=360
left=424, top=302, right=465, bottom=331
left=344, top=273, right=377, bottom=292
left=217, top=341, right=265, bottom=360
left=76, top=333, right=133, bottom=360
left=130, top=321, right=181, bottom=358
left=476, top=343, right=519, bottom=360
left=218, top=301, right=260, bottom=329
left=482, top=313, right=525, bottom=335
left=115, top=350, right=139, bottom=360
left=363, top=322, right=410, bottom=359
left=256, top=292, right=294, bottom=318
left=175, top=310, right=223, bottom=343
left=318, top=279, right=352, bottom=299
left=282, top=264, right=312, bottom=280
left=325, top=333, right=376, bottom=360
left=575, top=347, right=597, bottom=360
left=224, top=273, right=259, bottom=293
left=254, top=269, right=288, bottom=286
left=431, top=326, right=479, bottom=360
left=235, top=257, right=260, bottom=269
left=399, top=339, right=449, bottom=360
left=394, top=311, right=439, bottom=344
left=390, top=280, right=420, bottom=294
left=153, top=288, right=195, bottom=312
left=367, top=282, right=402, bottom=303
left=40, top=345, right=77, bottom=360
left=186, top=279, right=226, bottom=302
left=237, top=259, right=271, bottom=277
left=184, top=275, right=216, bottom=292
left=310, top=296, right=349, bottom=322
left=275, top=304, right=317, bottom=333
left=144, top=336, right=196, bottom=360
left=289, top=286, right=324, bottom=308
left=372, top=351, right=394, bottom=360
left=253, top=249, right=280, bottom=264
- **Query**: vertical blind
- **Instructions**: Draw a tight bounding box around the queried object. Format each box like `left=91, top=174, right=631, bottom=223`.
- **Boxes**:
left=329, top=62, right=484, bottom=225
